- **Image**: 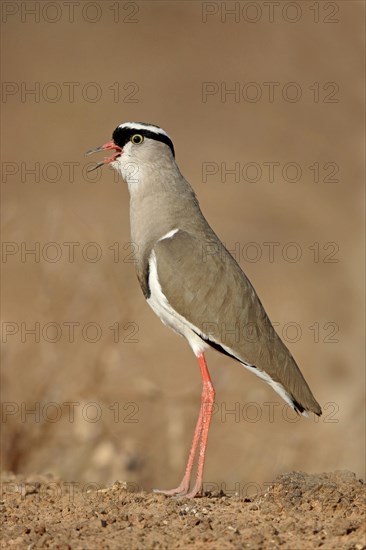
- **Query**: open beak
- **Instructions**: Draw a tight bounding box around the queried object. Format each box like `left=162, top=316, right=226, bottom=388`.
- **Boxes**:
left=85, top=140, right=122, bottom=172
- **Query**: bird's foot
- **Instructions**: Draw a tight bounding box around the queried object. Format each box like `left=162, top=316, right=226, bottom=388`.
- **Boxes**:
left=153, top=482, right=202, bottom=499
left=153, top=485, right=189, bottom=497
left=182, top=482, right=203, bottom=499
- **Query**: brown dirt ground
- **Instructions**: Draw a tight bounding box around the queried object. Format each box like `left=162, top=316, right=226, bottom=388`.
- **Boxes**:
left=1, top=470, right=365, bottom=550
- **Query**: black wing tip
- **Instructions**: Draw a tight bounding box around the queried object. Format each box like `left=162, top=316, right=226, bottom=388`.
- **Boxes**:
left=195, top=331, right=323, bottom=418
left=292, top=398, right=322, bottom=417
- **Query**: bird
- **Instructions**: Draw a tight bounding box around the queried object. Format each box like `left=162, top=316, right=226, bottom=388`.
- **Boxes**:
left=86, top=121, right=322, bottom=498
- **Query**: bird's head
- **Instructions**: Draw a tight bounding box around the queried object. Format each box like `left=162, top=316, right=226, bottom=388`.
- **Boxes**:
left=86, top=122, right=175, bottom=185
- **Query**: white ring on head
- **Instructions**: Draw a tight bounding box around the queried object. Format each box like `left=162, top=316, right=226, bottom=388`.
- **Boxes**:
left=117, top=122, right=171, bottom=140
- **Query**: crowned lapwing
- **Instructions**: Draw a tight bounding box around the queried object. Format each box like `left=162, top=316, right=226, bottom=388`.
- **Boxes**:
left=86, top=122, right=322, bottom=498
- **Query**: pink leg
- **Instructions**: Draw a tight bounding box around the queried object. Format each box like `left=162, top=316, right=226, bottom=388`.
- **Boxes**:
left=184, top=353, right=215, bottom=497
left=153, top=398, right=203, bottom=496
left=153, top=353, right=215, bottom=497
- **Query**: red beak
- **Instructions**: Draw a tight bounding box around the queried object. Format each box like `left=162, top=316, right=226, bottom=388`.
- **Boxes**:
left=85, top=140, right=122, bottom=172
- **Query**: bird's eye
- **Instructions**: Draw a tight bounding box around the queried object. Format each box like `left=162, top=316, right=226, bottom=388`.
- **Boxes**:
left=131, top=134, right=144, bottom=145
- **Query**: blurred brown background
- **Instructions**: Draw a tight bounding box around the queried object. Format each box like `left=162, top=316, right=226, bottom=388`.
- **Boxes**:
left=1, top=1, right=364, bottom=494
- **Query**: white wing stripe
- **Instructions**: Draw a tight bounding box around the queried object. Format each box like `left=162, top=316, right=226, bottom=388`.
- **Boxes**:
left=159, top=229, right=179, bottom=241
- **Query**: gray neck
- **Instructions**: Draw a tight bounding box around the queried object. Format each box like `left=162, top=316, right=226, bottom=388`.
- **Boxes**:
left=128, top=160, right=205, bottom=258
